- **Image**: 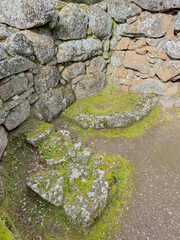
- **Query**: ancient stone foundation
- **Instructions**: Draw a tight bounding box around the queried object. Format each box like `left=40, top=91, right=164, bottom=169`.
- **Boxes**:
left=0, top=0, right=180, bottom=158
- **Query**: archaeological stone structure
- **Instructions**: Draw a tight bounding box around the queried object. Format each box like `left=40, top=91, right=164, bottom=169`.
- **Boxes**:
left=0, top=0, right=180, bottom=158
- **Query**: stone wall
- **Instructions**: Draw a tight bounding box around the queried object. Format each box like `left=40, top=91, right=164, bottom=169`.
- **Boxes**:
left=0, top=0, right=180, bottom=159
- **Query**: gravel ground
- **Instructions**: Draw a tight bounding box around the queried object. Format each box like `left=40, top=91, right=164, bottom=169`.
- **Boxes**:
left=89, top=116, right=180, bottom=240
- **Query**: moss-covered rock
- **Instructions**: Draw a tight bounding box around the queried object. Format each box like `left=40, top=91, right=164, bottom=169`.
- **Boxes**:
left=0, top=219, right=15, bottom=240
left=26, top=122, right=55, bottom=147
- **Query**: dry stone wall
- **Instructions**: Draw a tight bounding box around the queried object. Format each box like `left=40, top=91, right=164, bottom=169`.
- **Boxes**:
left=0, top=0, right=180, bottom=159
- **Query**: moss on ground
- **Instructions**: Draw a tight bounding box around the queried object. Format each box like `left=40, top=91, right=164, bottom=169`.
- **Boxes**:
left=0, top=219, right=15, bottom=240
left=64, top=85, right=140, bottom=117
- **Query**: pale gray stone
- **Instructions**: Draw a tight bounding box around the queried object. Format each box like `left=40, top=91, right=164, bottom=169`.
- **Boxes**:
left=0, top=73, right=33, bottom=102
left=107, top=0, right=142, bottom=23
left=0, top=44, right=8, bottom=61
left=27, top=171, right=63, bottom=207
left=132, top=0, right=180, bottom=12
left=174, top=12, right=180, bottom=31
left=88, top=5, right=113, bottom=40
left=111, top=51, right=125, bottom=67
left=0, top=0, right=54, bottom=29
left=117, top=12, right=172, bottom=38
left=0, top=103, right=9, bottom=125
left=7, top=32, right=34, bottom=57
left=23, top=28, right=55, bottom=64
left=149, top=59, right=163, bottom=78
left=3, top=100, right=30, bottom=131
left=87, top=56, right=107, bottom=74
left=0, top=24, right=13, bottom=40
left=75, top=72, right=107, bottom=99
left=0, top=126, right=8, bottom=160
left=34, top=86, right=75, bottom=121
left=62, top=62, right=85, bottom=84
left=163, top=38, right=180, bottom=59
left=159, top=97, right=175, bottom=108
left=34, top=66, right=59, bottom=94
left=54, top=3, right=88, bottom=40
left=57, top=38, right=103, bottom=63
left=0, top=56, right=36, bottom=80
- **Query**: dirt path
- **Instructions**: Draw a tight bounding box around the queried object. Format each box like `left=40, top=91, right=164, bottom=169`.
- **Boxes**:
left=88, top=118, right=180, bottom=240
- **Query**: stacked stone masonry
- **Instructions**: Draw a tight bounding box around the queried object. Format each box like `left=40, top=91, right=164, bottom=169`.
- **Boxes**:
left=0, top=0, right=180, bottom=158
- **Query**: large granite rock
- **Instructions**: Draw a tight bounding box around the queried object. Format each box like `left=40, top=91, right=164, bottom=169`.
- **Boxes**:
left=163, top=38, right=180, bottom=59
left=87, top=56, right=107, bottom=74
left=62, top=62, right=85, bottom=84
left=23, top=28, right=55, bottom=64
left=54, top=4, right=88, bottom=40
left=157, top=60, right=180, bottom=82
left=0, top=56, right=36, bottom=80
left=123, top=51, right=150, bottom=74
left=57, top=38, right=103, bottom=63
left=34, top=66, right=59, bottom=94
left=88, top=5, right=113, bottom=40
left=3, top=100, right=30, bottom=131
left=7, top=32, right=34, bottom=57
left=132, top=0, right=180, bottom=12
left=0, top=126, right=8, bottom=160
left=130, top=78, right=166, bottom=95
left=0, top=72, right=34, bottom=102
left=106, top=0, right=142, bottom=23
left=64, top=169, right=108, bottom=227
left=75, top=72, right=107, bottom=99
left=117, top=12, right=172, bottom=38
left=27, top=171, right=63, bottom=207
left=34, top=86, right=75, bottom=121
left=0, top=0, right=54, bottom=29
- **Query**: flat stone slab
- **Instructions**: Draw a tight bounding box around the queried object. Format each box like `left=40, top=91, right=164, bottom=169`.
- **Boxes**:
left=64, top=95, right=158, bottom=129
left=27, top=170, right=63, bottom=207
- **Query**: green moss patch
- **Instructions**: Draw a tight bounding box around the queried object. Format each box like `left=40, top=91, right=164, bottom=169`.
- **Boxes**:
left=64, top=85, right=140, bottom=117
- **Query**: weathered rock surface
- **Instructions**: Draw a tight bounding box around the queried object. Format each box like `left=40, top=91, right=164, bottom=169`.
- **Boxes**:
left=34, top=66, right=59, bottom=94
left=0, top=56, right=36, bottom=80
left=62, top=63, right=85, bottom=84
left=0, top=72, right=34, bottom=102
left=66, top=95, right=158, bottom=129
left=54, top=4, right=88, bottom=40
left=87, top=56, right=107, bottom=74
left=7, top=32, right=34, bottom=57
left=27, top=171, right=63, bottom=207
left=111, top=51, right=125, bottom=67
left=130, top=78, right=166, bottom=95
left=123, top=51, right=150, bottom=74
left=0, top=104, right=9, bottom=125
left=0, top=44, right=8, bottom=61
left=0, top=126, right=8, bottom=160
left=117, top=12, right=172, bottom=38
left=57, top=38, right=103, bottom=63
left=106, top=0, right=142, bottom=23
left=34, top=86, right=75, bottom=121
left=75, top=72, right=107, bottom=99
left=157, top=60, right=180, bottom=82
left=0, top=0, right=54, bottom=29
left=88, top=5, right=113, bottom=40
left=163, top=38, right=180, bottom=59
left=3, top=100, right=30, bottom=131
left=26, top=123, right=55, bottom=147
left=132, top=0, right=180, bottom=12
left=174, top=12, right=180, bottom=31
left=23, top=28, right=55, bottom=64
left=0, top=24, right=13, bottom=40
left=64, top=169, right=108, bottom=227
